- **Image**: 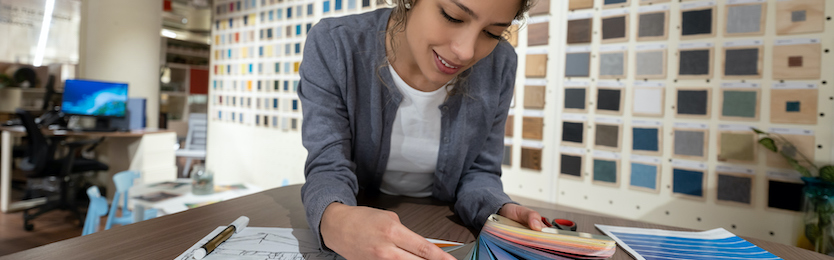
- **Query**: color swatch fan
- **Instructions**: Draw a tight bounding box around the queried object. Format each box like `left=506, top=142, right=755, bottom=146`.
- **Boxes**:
left=465, top=214, right=616, bottom=259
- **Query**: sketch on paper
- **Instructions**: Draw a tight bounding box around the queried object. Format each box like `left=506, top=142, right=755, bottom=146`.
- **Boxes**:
left=175, top=227, right=346, bottom=260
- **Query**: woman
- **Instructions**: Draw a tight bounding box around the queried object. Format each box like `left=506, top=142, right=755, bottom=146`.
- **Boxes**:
left=298, top=0, right=540, bottom=258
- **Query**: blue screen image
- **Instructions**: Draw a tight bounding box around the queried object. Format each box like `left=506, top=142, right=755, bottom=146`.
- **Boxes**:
left=61, top=79, right=128, bottom=117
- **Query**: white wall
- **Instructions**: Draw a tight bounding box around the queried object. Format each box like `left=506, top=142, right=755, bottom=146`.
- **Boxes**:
left=78, top=0, right=161, bottom=128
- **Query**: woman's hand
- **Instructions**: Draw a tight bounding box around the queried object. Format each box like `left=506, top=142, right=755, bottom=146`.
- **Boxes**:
left=498, top=203, right=544, bottom=231
left=321, top=203, right=456, bottom=260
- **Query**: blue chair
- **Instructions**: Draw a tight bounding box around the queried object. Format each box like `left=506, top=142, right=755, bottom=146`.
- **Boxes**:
left=105, top=171, right=157, bottom=230
left=82, top=186, right=108, bottom=235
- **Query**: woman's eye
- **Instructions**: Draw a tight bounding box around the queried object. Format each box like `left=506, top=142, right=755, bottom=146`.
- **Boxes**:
left=441, top=9, right=463, bottom=23
left=484, top=31, right=502, bottom=40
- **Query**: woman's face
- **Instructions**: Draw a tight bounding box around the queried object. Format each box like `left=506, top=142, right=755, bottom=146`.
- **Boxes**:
left=399, top=0, right=519, bottom=88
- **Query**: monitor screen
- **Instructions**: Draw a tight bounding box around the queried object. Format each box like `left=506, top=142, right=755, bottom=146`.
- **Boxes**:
left=61, top=79, right=129, bottom=117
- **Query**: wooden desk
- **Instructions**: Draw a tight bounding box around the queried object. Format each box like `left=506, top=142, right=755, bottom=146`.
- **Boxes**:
left=0, top=126, right=177, bottom=212
left=2, top=184, right=828, bottom=259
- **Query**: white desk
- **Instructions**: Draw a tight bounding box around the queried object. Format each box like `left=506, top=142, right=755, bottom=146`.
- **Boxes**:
left=129, top=179, right=262, bottom=216
left=0, top=126, right=178, bottom=212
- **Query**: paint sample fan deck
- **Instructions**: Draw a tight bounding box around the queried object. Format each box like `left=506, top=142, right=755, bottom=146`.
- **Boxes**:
left=465, top=214, right=616, bottom=259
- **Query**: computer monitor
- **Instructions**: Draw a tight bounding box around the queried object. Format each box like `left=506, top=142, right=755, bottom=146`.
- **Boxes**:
left=61, top=79, right=129, bottom=118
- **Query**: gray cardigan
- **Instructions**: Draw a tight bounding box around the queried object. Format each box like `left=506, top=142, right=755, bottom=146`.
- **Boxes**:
left=298, top=8, right=517, bottom=249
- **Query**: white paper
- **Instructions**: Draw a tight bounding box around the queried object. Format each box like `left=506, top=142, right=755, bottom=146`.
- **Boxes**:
left=175, top=227, right=343, bottom=260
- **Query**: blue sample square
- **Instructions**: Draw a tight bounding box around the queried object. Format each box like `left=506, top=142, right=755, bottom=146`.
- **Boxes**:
left=632, top=127, right=659, bottom=152
left=786, top=101, right=801, bottom=112
left=673, top=168, right=703, bottom=197
left=323, top=1, right=330, bottom=12
left=630, top=163, right=657, bottom=190
left=335, top=0, right=342, bottom=10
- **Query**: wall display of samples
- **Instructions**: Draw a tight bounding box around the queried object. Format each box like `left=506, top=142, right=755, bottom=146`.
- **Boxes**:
left=498, top=0, right=833, bottom=246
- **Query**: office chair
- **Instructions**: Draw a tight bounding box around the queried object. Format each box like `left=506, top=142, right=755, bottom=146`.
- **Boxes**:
left=105, top=170, right=157, bottom=230
left=16, top=109, right=109, bottom=231
left=175, top=113, right=207, bottom=177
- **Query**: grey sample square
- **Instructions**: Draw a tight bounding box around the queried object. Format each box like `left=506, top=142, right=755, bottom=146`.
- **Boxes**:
left=595, top=124, right=620, bottom=148
left=564, top=88, right=586, bottom=109
left=502, top=146, right=511, bottom=165
left=638, top=12, right=665, bottom=37
left=565, top=52, right=591, bottom=77
left=674, top=130, right=705, bottom=157
left=677, top=90, right=709, bottom=115
left=636, top=51, right=664, bottom=76
left=725, top=48, right=759, bottom=76
left=727, top=4, right=762, bottom=34
left=679, top=49, right=710, bottom=75
left=600, top=52, right=625, bottom=76
left=717, top=174, right=752, bottom=204
left=792, top=10, right=806, bottom=22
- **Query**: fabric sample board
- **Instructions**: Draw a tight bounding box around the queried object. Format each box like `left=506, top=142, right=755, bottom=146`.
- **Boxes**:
left=673, top=130, right=706, bottom=158
left=567, top=19, right=592, bottom=44
left=599, top=52, right=626, bottom=77
left=565, top=52, right=591, bottom=77
left=721, top=90, right=758, bottom=119
left=767, top=180, right=804, bottom=211
left=635, top=51, right=664, bottom=78
left=770, top=89, right=818, bottom=124
left=560, top=154, right=583, bottom=177
left=601, top=16, right=627, bottom=41
left=527, top=22, right=549, bottom=46
left=678, top=49, right=711, bottom=77
left=595, top=124, right=620, bottom=149
left=773, top=43, right=821, bottom=79
left=718, top=132, right=755, bottom=162
left=524, top=85, right=546, bottom=109
left=681, top=9, right=713, bottom=36
left=521, top=148, right=543, bottom=171
left=502, top=146, right=511, bottom=166
left=766, top=134, right=815, bottom=169
left=564, top=88, right=586, bottom=110
left=569, top=0, right=594, bottom=10
left=525, top=54, right=547, bottom=78
left=593, top=159, right=618, bottom=184
left=724, top=48, right=760, bottom=77
left=676, top=89, right=709, bottom=116
left=522, top=117, right=544, bottom=140
left=638, top=12, right=666, bottom=39
left=632, top=127, right=659, bottom=152
left=726, top=4, right=764, bottom=35
left=562, top=121, right=585, bottom=144
left=673, top=168, right=703, bottom=197
left=717, top=174, right=752, bottom=204
left=597, top=89, right=622, bottom=112
left=632, top=88, right=664, bottom=116
left=630, top=163, right=658, bottom=190
left=776, top=0, right=825, bottom=35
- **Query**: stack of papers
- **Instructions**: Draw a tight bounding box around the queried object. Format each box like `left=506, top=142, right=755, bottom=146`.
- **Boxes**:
left=596, top=224, right=781, bottom=260
left=466, top=215, right=617, bottom=259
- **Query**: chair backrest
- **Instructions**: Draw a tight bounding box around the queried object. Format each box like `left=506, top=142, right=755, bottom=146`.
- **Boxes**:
left=106, top=170, right=141, bottom=230
left=15, top=109, right=49, bottom=174
left=83, top=186, right=108, bottom=235
left=184, top=113, right=207, bottom=151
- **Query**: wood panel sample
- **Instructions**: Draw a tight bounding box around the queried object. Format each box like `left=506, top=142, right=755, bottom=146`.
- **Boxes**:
left=569, top=0, right=593, bottom=10
left=505, top=115, right=514, bottom=137
left=527, top=22, right=549, bottom=46
left=567, top=18, right=592, bottom=44
left=522, top=117, right=544, bottom=140
left=528, top=0, right=550, bottom=15
left=524, top=85, right=546, bottom=109
left=525, top=54, right=547, bottom=78
left=773, top=43, right=821, bottom=79
left=776, top=0, right=825, bottom=35
left=521, top=147, right=543, bottom=171
left=770, top=89, right=818, bottom=125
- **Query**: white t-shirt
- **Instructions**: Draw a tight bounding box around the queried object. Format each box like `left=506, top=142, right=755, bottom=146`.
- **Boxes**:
left=379, top=65, right=450, bottom=197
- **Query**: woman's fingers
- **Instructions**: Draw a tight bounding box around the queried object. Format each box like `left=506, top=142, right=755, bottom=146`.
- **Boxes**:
left=392, top=226, right=456, bottom=260
left=498, top=203, right=544, bottom=231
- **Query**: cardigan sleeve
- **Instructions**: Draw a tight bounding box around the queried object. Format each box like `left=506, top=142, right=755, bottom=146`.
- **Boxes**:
left=297, top=20, right=359, bottom=251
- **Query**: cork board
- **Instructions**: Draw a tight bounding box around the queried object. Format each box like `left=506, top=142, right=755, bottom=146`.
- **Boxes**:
left=772, top=43, right=821, bottom=80
left=770, top=88, right=818, bottom=125
left=521, top=147, right=543, bottom=171
left=776, top=0, right=825, bottom=35
left=524, top=85, right=546, bottom=109
left=525, top=54, right=548, bottom=78
left=522, top=117, right=544, bottom=140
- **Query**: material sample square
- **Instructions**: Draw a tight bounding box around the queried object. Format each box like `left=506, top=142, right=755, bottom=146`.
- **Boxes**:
left=527, top=23, right=549, bottom=46
left=522, top=117, right=544, bottom=140
left=604, top=0, right=627, bottom=4
left=505, top=115, right=513, bottom=137
left=565, top=52, right=591, bottom=77
left=630, top=163, right=658, bottom=190
left=524, top=85, right=546, bottom=109
left=776, top=0, right=825, bottom=34
left=766, top=134, right=815, bottom=169
left=721, top=90, right=758, bottom=119
left=773, top=43, right=821, bottom=79
left=597, top=89, right=622, bottom=112
left=635, top=51, right=664, bottom=77
left=770, top=89, right=818, bottom=124
left=717, top=174, right=752, bottom=204
left=521, top=148, right=542, bottom=170
left=724, top=48, right=760, bottom=76
left=768, top=180, right=803, bottom=211
left=602, top=16, right=627, bottom=40
left=567, top=19, right=592, bottom=44
left=569, top=0, right=594, bottom=10
left=677, top=90, right=709, bottom=116
left=673, top=168, right=703, bottom=197
left=679, top=49, right=711, bottom=76
left=633, top=88, right=664, bottom=116
left=718, top=132, right=755, bottom=162
left=638, top=12, right=666, bottom=38
left=525, top=54, right=547, bottom=78
left=595, top=124, right=620, bottom=149
left=564, top=88, right=586, bottom=110
left=561, top=154, right=583, bottom=177
left=632, top=127, right=659, bottom=152
left=792, top=10, right=806, bottom=22
left=600, top=52, right=625, bottom=77
left=502, top=146, right=511, bottom=166
left=674, top=130, right=705, bottom=157
left=726, top=4, right=763, bottom=34
left=789, top=56, right=803, bottom=67
left=593, top=159, right=617, bottom=184
left=562, top=121, right=585, bottom=143
left=528, top=0, right=549, bottom=15
left=682, top=9, right=713, bottom=36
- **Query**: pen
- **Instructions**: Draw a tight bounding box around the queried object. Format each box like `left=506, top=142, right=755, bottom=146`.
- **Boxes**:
left=193, top=216, right=249, bottom=259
